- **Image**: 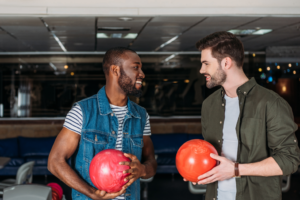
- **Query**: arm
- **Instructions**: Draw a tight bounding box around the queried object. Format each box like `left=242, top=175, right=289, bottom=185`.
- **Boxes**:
left=48, top=127, right=126, bottom=199
left=197, top=97, right=300, bottom=184
left=120, top=136, right=157, bottom=188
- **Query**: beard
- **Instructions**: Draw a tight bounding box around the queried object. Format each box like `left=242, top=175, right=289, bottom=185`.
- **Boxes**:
left=206, top=65, right=227, bottom=89
left=118, top=67, right=143, bottom=97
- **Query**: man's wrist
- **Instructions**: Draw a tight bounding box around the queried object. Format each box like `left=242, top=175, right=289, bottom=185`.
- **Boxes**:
left=234, top=162, right=241, bottom=178
left=141, top=164, right=147, bottom=178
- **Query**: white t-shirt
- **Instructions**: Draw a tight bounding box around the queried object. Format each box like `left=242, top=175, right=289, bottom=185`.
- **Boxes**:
left=217, top=94, right=240, bottom=200
left=64, top=104, right=151, bottom=200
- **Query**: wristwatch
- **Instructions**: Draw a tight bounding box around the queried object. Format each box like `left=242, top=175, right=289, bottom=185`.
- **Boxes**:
left=235, top=162, right=241, bottom=178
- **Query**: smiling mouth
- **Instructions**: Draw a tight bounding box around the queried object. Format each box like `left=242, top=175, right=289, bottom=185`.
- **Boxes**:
left=136, top=81, right=142, bottom=85
left=204, top=75, right=211, bottom=81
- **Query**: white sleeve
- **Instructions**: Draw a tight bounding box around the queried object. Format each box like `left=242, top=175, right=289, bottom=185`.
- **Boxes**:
left=143, top=113, right=151, bottom=136
left=63, top=104, right=83, bottom=135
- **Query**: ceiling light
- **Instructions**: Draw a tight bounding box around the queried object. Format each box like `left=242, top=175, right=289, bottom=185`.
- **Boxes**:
left=163, top=79, right=168, bottom=81
left=123, top=33, right=138, bottom=39
left=98, top=27, right=130, bottom=31
left=252, top=29, right=272, bottom=35
left=49, top=63, right=57, bottom=71
left=288, top=63, right=292, bottom=67
left=228, top=30, right=241, bottom=35
left=71, top=72, right=74, bottom=76
left=119, top=17, right=133, bottom=21
left=184, top=79, right=190, bottom=83
left=164, top=54, right=177, bottom=62
left=41, top=19, right=67, bottom=52
left=173, top=81, right=178, bottom=84
left=228, top=29, right=272, bottom=35
left=97, top=33, right=108, bottom=38
left=64, top=65, right=68, bottom=69
left=154, top=34, right=181, bottom=51
left=111, top=33, right=122, bottom=38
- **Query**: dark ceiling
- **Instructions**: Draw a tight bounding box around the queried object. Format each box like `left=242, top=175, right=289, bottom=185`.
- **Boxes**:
left=0, top=16, right=299, bottom=52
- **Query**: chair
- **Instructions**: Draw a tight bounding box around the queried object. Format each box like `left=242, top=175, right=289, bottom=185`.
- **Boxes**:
left=188, top=182, right=206, bottom=200
left=281, top=175, right=291, bottom=193
left=0, top=161, right=35, bottom=187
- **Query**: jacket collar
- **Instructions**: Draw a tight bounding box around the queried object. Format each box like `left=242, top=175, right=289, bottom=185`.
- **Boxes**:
left=97, top=86, right=141, bottom=118
left=221, top=77, right=257, bottom=97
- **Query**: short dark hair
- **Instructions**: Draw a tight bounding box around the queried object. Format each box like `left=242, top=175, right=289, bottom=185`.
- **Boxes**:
left=196, top=31, right=244, bottom=67
left=102, top=47, right=136, bottom=75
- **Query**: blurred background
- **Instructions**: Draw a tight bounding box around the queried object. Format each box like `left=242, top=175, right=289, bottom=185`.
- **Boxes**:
left=0, top=1, right=299, bottom=199
left=0, top=16, right=299, bottom=118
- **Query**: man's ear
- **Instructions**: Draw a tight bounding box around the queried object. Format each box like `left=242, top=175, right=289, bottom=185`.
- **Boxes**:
left=222, top=57, right=233, bottom=70
left=111, top=65, right=120, bottom=77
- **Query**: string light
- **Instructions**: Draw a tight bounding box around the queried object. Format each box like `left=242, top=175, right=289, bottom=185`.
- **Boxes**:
left=184, top=80, right=190, bottom=83
left=282, top=86, right=286, bottom=92
left=258, top=68, right=262, bottom=72
left=252, top=53, right=256, bottom=57
left=277, top=65, right=280, bottom=69
left=267, top=67, right=270, bottom=71
left=288, top=63, right=292, bottom=67
left=71, top=72, right=74, bottom=76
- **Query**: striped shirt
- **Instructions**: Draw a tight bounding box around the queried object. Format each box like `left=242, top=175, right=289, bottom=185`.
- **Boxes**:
left=64, top=104, right=151, bottom=200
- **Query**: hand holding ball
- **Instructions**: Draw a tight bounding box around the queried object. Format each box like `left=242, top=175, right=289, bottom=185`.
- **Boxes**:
left=176, top=139, right=218, bottom=182
left=89, top=149, right=131, bottom=193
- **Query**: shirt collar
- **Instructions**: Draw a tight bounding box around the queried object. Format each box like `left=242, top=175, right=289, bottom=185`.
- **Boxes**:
left=221, top=77, right=257, bottom=97
left=97, top=86, right=141, bottom=118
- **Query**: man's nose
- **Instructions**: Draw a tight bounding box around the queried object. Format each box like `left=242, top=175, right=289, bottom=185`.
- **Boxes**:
left=139, top=70, right=145, bottom=79
left=200, top=66, right=205, bottom=74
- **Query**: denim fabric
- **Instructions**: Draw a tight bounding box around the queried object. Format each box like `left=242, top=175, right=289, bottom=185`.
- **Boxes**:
left=72, top=86, right=146, bottom=200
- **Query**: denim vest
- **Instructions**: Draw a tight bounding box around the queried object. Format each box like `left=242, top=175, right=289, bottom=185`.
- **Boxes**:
left=72, top=86, right=146, bottom=200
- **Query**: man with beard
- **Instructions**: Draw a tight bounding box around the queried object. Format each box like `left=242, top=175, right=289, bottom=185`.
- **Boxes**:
left=186, top=32, right=300, bottom=200
left=48, top=47, right=157, bottom=200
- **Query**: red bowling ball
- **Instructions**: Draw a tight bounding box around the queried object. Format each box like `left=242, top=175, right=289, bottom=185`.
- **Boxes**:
left=176, top=139, right=218, bottom=182
left=89, top=149, right=131, bottom=193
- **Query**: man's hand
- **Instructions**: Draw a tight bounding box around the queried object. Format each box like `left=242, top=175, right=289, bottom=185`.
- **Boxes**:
left=197, top=153, right=235, bottom=185
left=119, top=153, right=146, bottom=189
left=183, top=153, right=235, bottom=185
left=90, top=188, right=126, bottom=200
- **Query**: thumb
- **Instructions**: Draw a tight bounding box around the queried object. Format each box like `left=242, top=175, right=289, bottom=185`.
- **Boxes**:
left=97, top=190, right=106, bottom=197
left=210, top=153, right=221, bottom=160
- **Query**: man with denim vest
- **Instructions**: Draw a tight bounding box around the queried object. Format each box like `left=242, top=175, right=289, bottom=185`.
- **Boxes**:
left=185, top=32, right=300, bottom=200
left=48, top=47, right=157, bottom=200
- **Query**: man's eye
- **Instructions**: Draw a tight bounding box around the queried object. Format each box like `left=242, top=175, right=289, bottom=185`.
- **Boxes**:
left=133, top=66, right=138, bottom=69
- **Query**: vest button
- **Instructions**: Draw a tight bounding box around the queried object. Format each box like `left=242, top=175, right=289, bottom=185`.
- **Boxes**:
left=220, top=121, right=222, bottom=124
left=111, top=113, right=114, bottom=116
left=112, top=131, right=115, bottom=134
left=218, top=140, right=220, bottom=143
left=222, top=103, right=224, bottom=106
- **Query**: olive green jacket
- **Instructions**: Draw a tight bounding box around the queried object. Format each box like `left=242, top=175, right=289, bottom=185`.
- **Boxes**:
left=201, top=78, right=300, bottom=200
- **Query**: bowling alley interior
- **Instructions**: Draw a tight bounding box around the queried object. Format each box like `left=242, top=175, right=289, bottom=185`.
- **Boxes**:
left=0, top=1, right=300, bottom=200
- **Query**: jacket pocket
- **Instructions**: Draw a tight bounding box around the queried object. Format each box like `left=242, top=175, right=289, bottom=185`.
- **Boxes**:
left=240, top=118, right=263, bottom=146
left=83, top=130, right=109, bottom=162
left=130, top=135, right=144, bottom=161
